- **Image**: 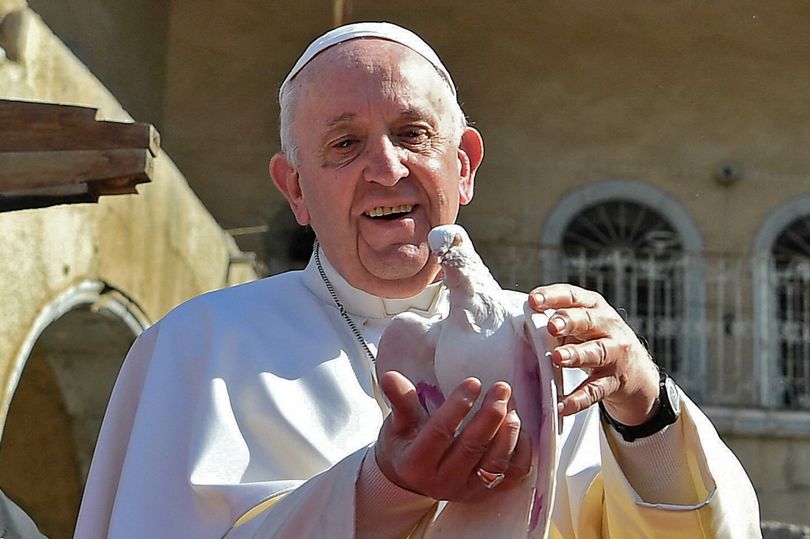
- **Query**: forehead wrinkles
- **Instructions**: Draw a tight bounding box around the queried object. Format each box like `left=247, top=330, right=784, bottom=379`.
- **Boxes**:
left=295, top=40, right=454, bottom=118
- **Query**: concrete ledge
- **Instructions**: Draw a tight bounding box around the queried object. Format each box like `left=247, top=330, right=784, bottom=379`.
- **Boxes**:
left=704, top=406, right=810, bottom=439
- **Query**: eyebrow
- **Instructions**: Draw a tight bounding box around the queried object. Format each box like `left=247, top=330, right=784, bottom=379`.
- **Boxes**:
left=322, top=107, right=437, bottom=131
left=400, top=107, right=431, bottom=119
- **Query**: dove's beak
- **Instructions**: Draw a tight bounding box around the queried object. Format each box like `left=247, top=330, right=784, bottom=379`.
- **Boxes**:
left=433, top=248, right=450, bottom=263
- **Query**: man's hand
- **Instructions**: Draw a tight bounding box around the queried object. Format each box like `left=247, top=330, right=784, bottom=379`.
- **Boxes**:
left=375, top=371, right=531, bottom=502
left=529, top=283, right=660, bottom=426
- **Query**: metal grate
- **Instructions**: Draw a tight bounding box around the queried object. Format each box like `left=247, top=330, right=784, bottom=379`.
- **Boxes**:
left=507, top=245, right=809, bottom=410
left=772, top=215, right=810, bottom=408
left=557, top=249, right=687, bottom=377
left=560, top=200, right=686, bottom=378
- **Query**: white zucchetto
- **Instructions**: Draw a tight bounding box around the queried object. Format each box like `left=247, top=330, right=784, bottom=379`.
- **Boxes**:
left=279, top=21, right=456, bottom=100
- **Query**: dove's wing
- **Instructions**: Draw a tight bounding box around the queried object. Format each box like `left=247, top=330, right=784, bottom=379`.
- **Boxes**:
left=521, top=302, right=562, bottom=539
left=521, top=304, right=563, bottom=434
left=381, top=225, right=560, bottom=539
left=375, top=312, right=444, bottom=414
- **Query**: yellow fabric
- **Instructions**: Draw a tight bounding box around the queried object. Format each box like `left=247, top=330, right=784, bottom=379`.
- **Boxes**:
left=233, top=494, right=286, bottom=528
left=544, top=394, right=760, bottom=539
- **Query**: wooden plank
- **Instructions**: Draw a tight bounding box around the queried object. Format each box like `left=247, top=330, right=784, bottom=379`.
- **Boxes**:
left=0, top=100, right=159, bottom=210
left=86, top=175, right=146, bottom=196
left=0, top=99, right=160, bottom=155
left=0, top=149, right=151, bottom=192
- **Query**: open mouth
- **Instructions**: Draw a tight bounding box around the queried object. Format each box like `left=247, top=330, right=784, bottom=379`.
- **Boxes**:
left=364, top=204, right=415, bottom=220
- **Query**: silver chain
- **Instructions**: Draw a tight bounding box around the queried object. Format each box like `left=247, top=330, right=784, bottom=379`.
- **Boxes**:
left=313, top=239, right=377, bottom=364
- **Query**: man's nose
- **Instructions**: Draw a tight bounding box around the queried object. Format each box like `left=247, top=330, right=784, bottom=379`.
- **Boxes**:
left=362, top=135, right=409, bottom=186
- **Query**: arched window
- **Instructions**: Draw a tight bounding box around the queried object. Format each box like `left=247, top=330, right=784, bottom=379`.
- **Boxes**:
left=541, top=181, right=706, bottom=397
left=0, top=281, right=147, bottom=538
left=753, top=196, right=810, bottom=409
left=560, top=200, right=685, bottom=374
left=770, top=215, right=810, bottom=408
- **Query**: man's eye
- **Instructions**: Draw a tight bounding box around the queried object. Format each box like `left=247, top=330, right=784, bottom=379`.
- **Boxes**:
left=402, top=129, right=428, bottom=141
left=334, top=139, right=355, bottom=149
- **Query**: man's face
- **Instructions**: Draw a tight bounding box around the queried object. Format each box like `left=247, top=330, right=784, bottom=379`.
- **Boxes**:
left=272, top=39, right=483, bottom=298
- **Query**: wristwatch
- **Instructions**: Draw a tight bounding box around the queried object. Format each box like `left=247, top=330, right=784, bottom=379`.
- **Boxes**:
left=599, top=369, right=681, bottom=442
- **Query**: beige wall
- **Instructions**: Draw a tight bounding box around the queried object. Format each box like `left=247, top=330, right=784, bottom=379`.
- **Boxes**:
left=727, top=434, right=810, bottom=527
left=16, top=8, right=803, bottom=285
left=26, top=1, right=809, bottom=268
left=23, top=0, right=171, bottom=130
left=0, top=3, right=254, bottom=400
left=0, top=2, right=256, bottom=409
left=0, top=6, right=255, bottom=533
left=152, top=1, right=810, bottom=272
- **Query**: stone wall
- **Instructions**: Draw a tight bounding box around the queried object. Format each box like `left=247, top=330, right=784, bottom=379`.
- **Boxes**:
left=0, top=5, right=256, bottom=535
left=727, top=433, right=810, bottom=529
left=0, top=2, right=255, bottom=417
left=25, top=1, right=810, bottom=273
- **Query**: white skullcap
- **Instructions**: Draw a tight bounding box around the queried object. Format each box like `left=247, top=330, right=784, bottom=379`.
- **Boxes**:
left=279, top=22, right=456, bottom=101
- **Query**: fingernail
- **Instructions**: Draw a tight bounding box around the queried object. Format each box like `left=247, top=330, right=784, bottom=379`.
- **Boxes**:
left=531, top=292, right=545, bottom=305
left=464, top=380, right=481, bottom=401
left=551, top=317, right=566, bottom=333
left=557, top=401, right=564, bottom=413
left=493, top=383, right=511, bottom=403
left=557, top=348, right=572, bottom=365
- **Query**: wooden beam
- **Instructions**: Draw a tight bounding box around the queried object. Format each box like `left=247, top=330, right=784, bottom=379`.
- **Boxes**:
left=0, top=99, right=160, bottom=211
left=0, top=100, right=159, bottom=156
left=0, top=149, right=152, bottom=191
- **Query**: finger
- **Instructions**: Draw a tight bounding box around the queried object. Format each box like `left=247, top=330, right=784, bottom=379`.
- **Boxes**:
left=529, top=283, right=600, bottom=312
left=440, top=382, right=511, bottom=474
left=471, top=428, right=532, bottom=499
left=505, top=427, right=532, bottom=481
left=475, top=408, right=521, bottom=477
left=559, top=375, right=620, bottom=417
left=547, top=307, right=606, bottom=339
left=552, top=338, right=616, bottom=369
left=469, top=430, right=532, bottom=501
left=379, top=371, right=427, bottom=435
left=407, top=378, right=482, bottom=467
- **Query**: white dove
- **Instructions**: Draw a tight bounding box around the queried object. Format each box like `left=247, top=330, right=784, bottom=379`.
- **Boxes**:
left=375, top=224, right=561, bottom=539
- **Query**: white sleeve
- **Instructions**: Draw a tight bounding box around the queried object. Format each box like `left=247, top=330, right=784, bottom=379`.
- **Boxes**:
left=223, top=448, right=368, bottom=539
left=74, top=326, right=159, bottom=538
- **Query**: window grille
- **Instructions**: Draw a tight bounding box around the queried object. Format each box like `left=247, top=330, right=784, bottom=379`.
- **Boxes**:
left=771, top=215, right=810, bottom=409
left=559, top=200, right=686, bottom=378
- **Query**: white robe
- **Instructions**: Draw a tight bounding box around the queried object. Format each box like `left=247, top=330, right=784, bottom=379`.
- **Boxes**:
left=74, top=252, right=761, bottom=539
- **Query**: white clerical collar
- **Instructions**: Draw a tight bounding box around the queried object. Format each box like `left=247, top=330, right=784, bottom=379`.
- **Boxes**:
left=302, top=246, right=444, bottom=320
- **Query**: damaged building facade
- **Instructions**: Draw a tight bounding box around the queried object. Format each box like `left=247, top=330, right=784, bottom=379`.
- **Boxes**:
left=1, top=1, right=810, bottom=536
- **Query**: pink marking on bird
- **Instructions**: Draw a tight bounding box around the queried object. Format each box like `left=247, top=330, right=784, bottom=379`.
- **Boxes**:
left=529, top=492, right=544, bottom=531
left=416, top=382, right=445, bottom=415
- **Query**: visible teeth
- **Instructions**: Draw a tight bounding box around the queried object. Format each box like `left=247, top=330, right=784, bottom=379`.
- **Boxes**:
left=366, top=204, right=413, bottom=218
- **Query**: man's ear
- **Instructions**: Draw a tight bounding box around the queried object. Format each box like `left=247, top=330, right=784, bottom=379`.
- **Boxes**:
left=457, top=127, right=484, bottom=206
left=270, top=152, right=310, bottom=225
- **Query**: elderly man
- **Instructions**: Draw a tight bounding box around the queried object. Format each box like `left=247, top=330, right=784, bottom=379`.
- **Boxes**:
left=75, top=22, right=760, bottom=539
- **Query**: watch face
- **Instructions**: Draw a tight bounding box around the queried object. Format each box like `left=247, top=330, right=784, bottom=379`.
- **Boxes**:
left=666, top=378, right=681, bottom=416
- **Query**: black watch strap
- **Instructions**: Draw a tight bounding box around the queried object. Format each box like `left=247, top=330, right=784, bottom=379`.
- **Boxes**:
left=599, top=369, right=681, bottom=443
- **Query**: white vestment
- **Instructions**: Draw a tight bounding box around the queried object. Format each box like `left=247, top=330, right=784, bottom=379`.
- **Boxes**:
left=74, top=252, right=761, bottom=539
